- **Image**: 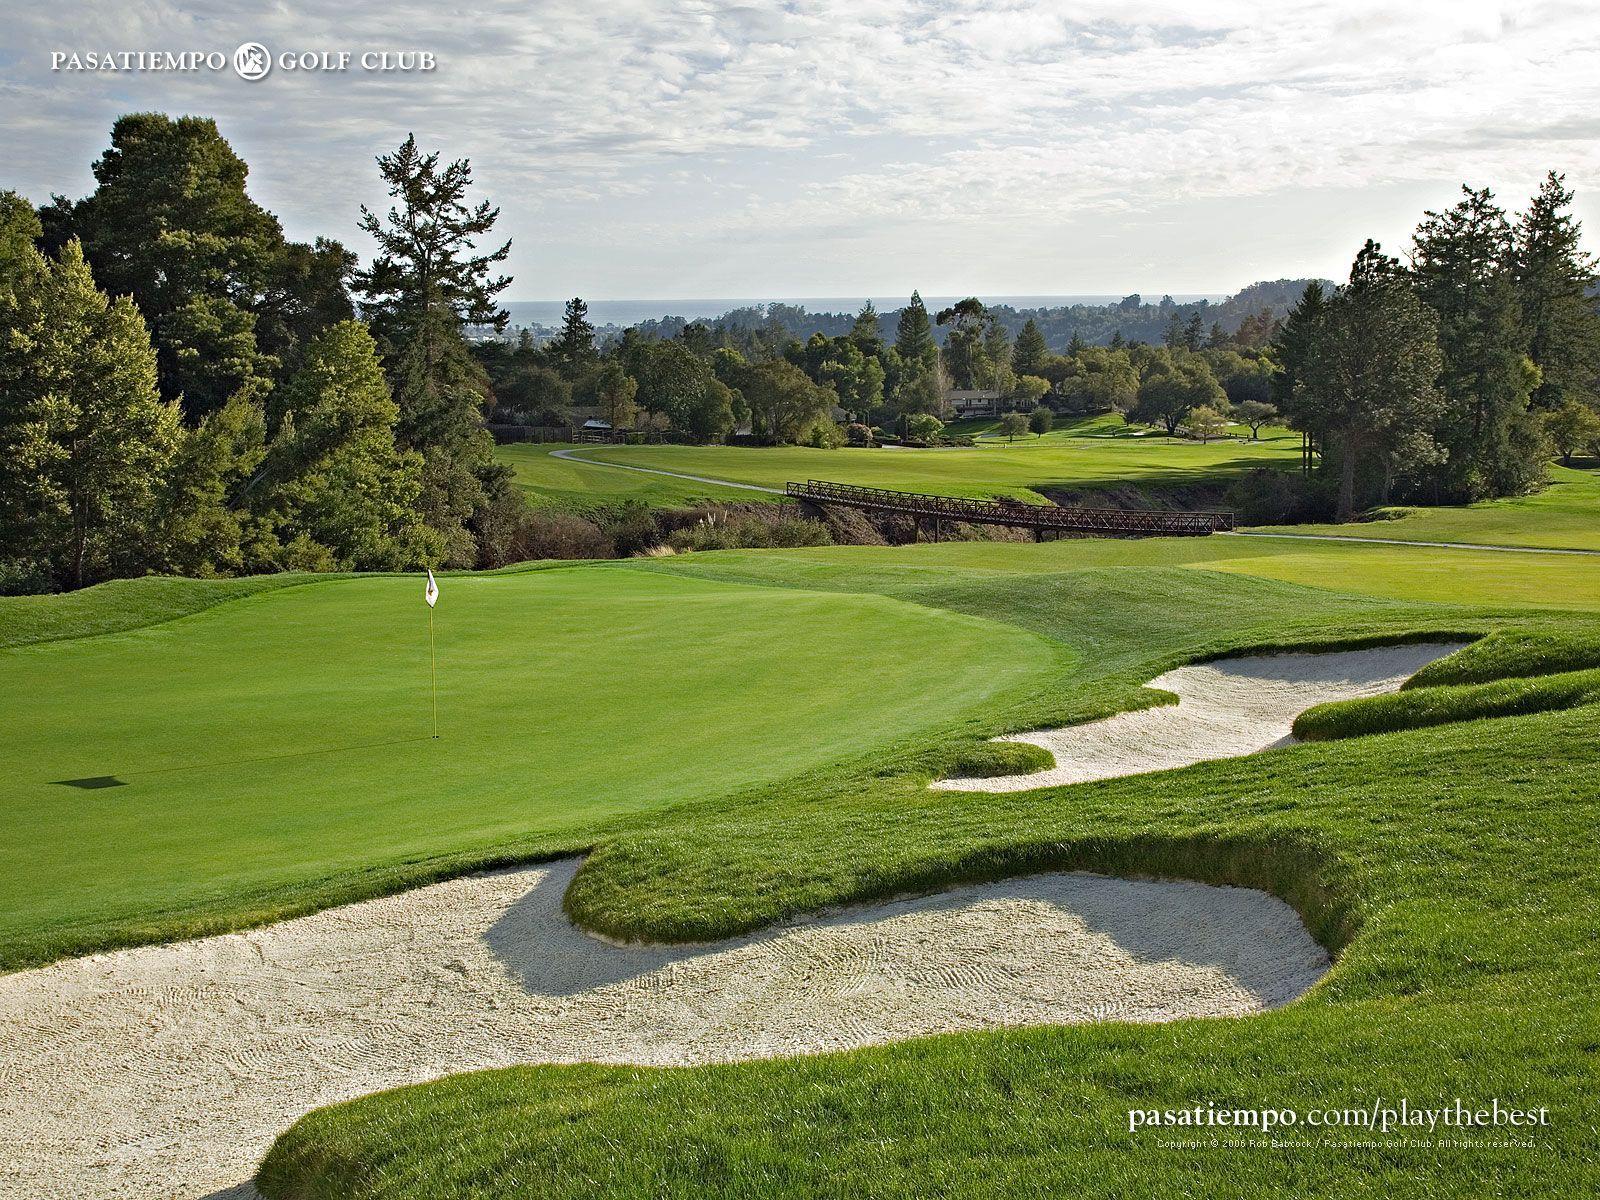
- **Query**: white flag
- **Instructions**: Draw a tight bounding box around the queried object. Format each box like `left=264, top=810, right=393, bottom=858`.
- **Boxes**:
left=425, top=568, right=439, bottom=608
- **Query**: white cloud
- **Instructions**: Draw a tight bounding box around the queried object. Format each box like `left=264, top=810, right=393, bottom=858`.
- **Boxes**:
left=3, top=0, right=1598, bottom=296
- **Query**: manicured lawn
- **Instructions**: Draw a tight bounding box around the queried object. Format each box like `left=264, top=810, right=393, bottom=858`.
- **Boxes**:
left=1253, top=464, right=1600, bottom=551
left=251, top=537, right=1599, bottom=1199
left=0, top=566, right=1055, bottom=969
left=8, top=532, right=1599, bottom=1197
left=497, top=442, right=765, bottom=508
left=498, top=419, right=1300, bottom=506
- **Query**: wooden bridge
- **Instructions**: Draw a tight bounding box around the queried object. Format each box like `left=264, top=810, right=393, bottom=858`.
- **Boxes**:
left=785, top=480, right=1234, bottom=540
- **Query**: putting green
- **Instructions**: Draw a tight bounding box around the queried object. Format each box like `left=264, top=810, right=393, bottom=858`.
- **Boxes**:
left=0, top=566, right=1056, bottom=968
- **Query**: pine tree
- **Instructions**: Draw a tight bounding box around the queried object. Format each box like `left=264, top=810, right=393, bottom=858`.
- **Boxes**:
left=354, top=134, right=513, bottom=566
left=552, top=297, right=597, bottom=378
left=1012, top=318, right=1049, bottom=376
left=1412, top=186, right=1541, bottom=499
left=849, top=300, right=884, bottom=358
left=253, top=321, right=425, bottom=569
left=1295, top=242, right=1445, bottom=520
left=1514, top=171, right=1600, bottom=411
left=894, top=291, right=938, bottom=375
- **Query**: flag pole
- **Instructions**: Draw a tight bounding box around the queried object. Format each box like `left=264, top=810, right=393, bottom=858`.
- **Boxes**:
left=428, top=603, right=438, bottom=739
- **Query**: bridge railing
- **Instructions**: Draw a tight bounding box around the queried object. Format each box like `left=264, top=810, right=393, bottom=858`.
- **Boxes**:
left=785, top=479, right=1233, bottom=536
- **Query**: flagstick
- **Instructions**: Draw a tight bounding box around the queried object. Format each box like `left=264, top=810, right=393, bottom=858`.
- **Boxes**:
left=428, top=603, right=438, bottom=739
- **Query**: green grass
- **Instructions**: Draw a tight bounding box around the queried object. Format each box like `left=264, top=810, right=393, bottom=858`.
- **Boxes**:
left=0, top=566, right=1055, bottom=969
left=9, top=533, right=1600, bottom=1196
left=1405, top=627, right=1600, bottom=687
left=498, top=418, right=1300, bottom=507
left=1253, top=464, right=1600, bottom=551
left=497, top=442, right=768, bottom=509
left=247, top=537, right=1600, bottom=1199
left=1293, top=666, right=1600, bottom=741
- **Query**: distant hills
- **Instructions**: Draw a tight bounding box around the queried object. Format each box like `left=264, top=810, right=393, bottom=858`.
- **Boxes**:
left=497, top=280, right=1331, bottom=351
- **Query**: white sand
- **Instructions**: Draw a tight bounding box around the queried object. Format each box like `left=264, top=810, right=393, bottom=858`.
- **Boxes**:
left=0, top=860, right=1327, bottom=1199
left=934, top=642, right=1465, bottom=793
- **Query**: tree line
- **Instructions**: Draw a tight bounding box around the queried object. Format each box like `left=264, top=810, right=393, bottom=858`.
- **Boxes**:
left=1, top=115, right=520, bottom=592
left=1273, top=175, right=1600, bottom=519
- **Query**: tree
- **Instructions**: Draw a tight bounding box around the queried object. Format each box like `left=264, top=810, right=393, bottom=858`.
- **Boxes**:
left=1295, top=241, right=1446, bottom=521
left=157, top=394, right=269, bottom=576
left=255, top=321, right=426, bottom=569
left=936, top=297, right=991, bottom=389
left=907, top=413, right=944, bottom=442
left=1412, top=186, right=1541, bottom=499
left=1029, top=405, right=1054, bottom=435
left=1012, top=318, right=1049, bottom=376
left=1187, top=405, right=1228, bottom=443
left=1514, top=171, right=1600, bottom=412
left=0, top=191, right=41, bottom=276
left=354, top=134, right=513, bottom=565
left=1541, top=399, right=1600, bottom=465
left=733, top=359, right=835, bottom=444
left=595, top=361, right=640, bottom=431
left=635, top=340, right=736, bottom=443
left=552, top=297, right=598, bottom=378
left=849, top=300, right=884, bottom=358
left=1235, top=399, right=1278, bottom=439
left=61, top=114, right=287, bottom=417
left=999, top=411, right=1031, bottom=442
left=894, top=291, right=938, bottom=374
left=0, top=240, right=180, bottom=588
left=1129, top=352, right=1226, bottom=435
left=1013, top=375, right=1050, bottom=408
left=1182, top=312, right=1206, bottom=351
left=1271, top=282, right=1328, bottom=410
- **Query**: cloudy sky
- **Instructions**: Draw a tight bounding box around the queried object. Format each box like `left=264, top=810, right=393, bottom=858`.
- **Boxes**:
left=4, top=1, right=1599, bottom=301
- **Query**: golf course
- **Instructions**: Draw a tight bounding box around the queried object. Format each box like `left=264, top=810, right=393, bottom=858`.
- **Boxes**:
left=7, top=5, right=1600, bottom=1193
left=4, top=514, right=1600, bottom=1196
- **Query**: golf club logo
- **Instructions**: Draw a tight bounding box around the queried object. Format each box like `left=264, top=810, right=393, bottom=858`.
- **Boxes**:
left=232, top=42, right=271, bottom=81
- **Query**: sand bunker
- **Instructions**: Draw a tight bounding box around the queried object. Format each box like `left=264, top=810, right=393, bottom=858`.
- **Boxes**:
left=934, top=642, right=1465, bottom=793
left=0, top=859, right=1328, bottom=1199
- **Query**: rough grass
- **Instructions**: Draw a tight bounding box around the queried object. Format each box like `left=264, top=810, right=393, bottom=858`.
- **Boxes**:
left=1404, top=627, right=1600, bottom=687
left=1294, top=667, right=1600, bottom=741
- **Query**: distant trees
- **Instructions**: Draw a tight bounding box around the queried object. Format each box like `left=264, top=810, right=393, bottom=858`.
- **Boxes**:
left=1029, top=405, right=1054, bottom=435
left=1514, top=172, right=1600, bottom=413
left=634, top=340, right=736, bottom=442
left=1235, top=400, right=1278, bottom=439
left=1127, top=350, right=1227, bottom=435
left=729, top=358, right=835, bottom=445
left=1012, top=318, right=1049, bottom=376
left=1187, top=406, right=1228, bottom=443
left=999, top=412, right=1030, bottom=442
left=551, top=298, right=598, bottom=379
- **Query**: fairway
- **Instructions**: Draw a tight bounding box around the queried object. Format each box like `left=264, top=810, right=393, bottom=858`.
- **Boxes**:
left=1251, top=464, right=1600, bottom=551
left=0, top=566, right=1055, bottom=968
left=499, top=418, right=1301, bottom=507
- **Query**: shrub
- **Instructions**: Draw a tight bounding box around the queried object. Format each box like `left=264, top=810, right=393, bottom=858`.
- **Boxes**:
left=667, top=511, right=831, bottom=552
left=845, top=423, right=874, bottom=446
left=805, top=420, right=846, bottom=449
left=508, top=511, right=614, bottom=560
left=1029, top=406, right=1054, bottom=435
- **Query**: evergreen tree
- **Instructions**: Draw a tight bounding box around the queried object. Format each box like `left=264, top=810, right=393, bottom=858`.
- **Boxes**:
left=1182, top=312, right=1205, bottom=351
left=1412, top=186, right=1541, bottom=499
left=354, top=134, right=513, bottom=565
left=552, top=297, right=598, bottom=378
left=1271, top=281, right=1328, bottom=411
left=1295, top=242, right=1445, bottom=520
left=894, top=291, right=938, bottom=375
left=256, top=321, right=427, bottom=569
left=1012, top=318, right=1049, bottom=376
left=594, top=361, right=640, bottom=430
left=0, top=240, right=180, bottom=587
left=1514, top=171, right=1600, bottom=411
left=849, top=300, right=884, bottom=358
left=62, top=114, right=285, bottom=417
left=0, top=191, right=41, bottom=275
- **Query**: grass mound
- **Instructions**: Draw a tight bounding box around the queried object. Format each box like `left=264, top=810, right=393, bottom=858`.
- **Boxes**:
left=943, top=740, right=1054, bottom=779
left=1403, top=626, right=1600, bottom=688
left=1294, top=667, right=1600, bottom=741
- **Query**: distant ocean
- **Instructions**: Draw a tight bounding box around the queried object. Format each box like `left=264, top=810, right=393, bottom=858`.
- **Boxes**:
left=499, top=295, right=1225, bottom=329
